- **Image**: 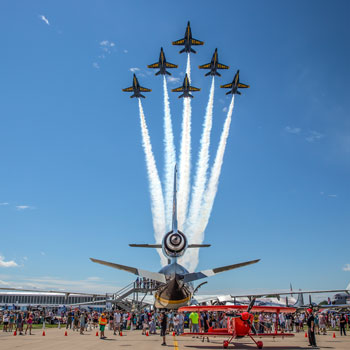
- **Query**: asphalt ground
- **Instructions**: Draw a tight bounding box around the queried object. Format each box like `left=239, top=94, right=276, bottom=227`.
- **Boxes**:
left=0, top=327, right=349, bottom=350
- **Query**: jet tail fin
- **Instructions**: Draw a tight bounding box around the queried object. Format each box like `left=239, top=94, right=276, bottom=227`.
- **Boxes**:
left=182, top=259, right=260, bottom=283
left=90, top=258, right=166, bottom=283
left=139, top=94, right=145, bottom=98
left=205, top=72, right=211, bottom=77
left=226, top=91, right=232, bottom=96
left=165, top=71, right=171, bottom=76
left=293, top=291, right=305, bottom=308
left=131, top=94, right=136, bottom=98
left=178, top=94, right=184, bottom=98
left=155, top=71, right=161, bottom=76
left=190, top=48, right=196, bottom=54
left=179, top=48, right=186, bottom=54
left=215, top=71, right=221, bottom=77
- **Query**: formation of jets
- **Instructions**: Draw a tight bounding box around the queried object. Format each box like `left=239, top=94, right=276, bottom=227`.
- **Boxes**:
left=122, top=21, right=250, bottom=99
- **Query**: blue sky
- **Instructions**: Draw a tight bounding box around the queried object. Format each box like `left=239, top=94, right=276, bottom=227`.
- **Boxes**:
left=0, top=0, right=349, bottom=297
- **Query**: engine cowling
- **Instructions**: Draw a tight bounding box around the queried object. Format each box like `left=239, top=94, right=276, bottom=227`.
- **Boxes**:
left=162, top=230, right=187, bottom=258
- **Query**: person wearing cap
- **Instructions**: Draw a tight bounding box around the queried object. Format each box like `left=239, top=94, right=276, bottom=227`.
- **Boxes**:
left=307, top=309, right=317, bottom=348
left=99, top=313, right=108, bottom=339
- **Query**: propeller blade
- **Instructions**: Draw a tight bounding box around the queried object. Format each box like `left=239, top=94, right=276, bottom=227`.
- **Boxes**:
left=247, top=297, right=256, bottom=313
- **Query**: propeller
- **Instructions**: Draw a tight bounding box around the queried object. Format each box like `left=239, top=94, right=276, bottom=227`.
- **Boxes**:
left=247, top=297, right=256, bottom=313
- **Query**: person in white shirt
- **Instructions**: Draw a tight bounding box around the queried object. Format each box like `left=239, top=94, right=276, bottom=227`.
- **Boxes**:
left=114, top=310, right=121, bottom=335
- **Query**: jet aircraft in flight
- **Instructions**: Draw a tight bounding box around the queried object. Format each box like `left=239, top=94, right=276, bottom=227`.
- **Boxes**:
left=172, top=21, right=204, bottom=54
left=122, top=74, right=151, bottom=98
left=171, top=74, right=200, bottom=98
left=220, top=70, right=250, bottom=95
left=199, top=48, right=229, bottom=76
left=147, top=47, right=178, bottom=76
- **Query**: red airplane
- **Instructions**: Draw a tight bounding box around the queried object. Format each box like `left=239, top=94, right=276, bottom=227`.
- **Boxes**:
left=179, top=301, right=296, bottom=349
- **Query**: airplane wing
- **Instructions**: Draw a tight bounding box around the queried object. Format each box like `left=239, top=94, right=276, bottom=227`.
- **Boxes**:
left=189, top=86, right=201, bottom=91
left=199, top=63, right=211, bottom=69
left=139, top=87, right=152, bottom=92
left=238, top=83, right=250, bottom=88
left=179, top=305, right=296, bottom=314
left=147, top=63, right=160, bottom=68
left=191, top=38, right=204, bottom=45
left=172, top=39, right=185, bottom=45
left=0, top=287, right=105, bottom=297
left=217, top=63, right=229, bottom=69
left=122, top=87, right=134, bottom=92
left=165, top=62, right=178, bottom=68
left=182, top=259, right=260, bottom=283
left=220, top=83, right=233, bottom=88
left=90, top=258, right=166, bottom=283
left=172, top=87, right=184, bottom=92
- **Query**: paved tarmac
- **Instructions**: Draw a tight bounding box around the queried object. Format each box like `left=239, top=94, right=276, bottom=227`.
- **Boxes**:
left=0, top=327, right=349, bottom=350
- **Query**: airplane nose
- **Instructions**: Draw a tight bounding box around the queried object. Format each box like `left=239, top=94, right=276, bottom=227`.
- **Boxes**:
left=170, top=234, right=181, bottom=245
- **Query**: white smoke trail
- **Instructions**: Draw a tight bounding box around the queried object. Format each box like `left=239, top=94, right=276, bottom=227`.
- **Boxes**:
left=163, top=76, right=176, bottom=230
left=138, top=99, right=167, bottom=266
left=186, top=53, right=191, bottom=82
left=186, top=95, right=235, bottom=272
left=177, top=54, right=192, bottom=230
left=186, top=77, right=215, bottom=233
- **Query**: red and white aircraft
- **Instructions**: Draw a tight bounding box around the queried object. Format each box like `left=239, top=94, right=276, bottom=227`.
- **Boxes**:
left=179, top=300, right=296, bottom=349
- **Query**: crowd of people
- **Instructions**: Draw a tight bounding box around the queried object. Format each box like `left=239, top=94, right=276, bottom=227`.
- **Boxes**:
left=1, top=307, right=349, bottom=346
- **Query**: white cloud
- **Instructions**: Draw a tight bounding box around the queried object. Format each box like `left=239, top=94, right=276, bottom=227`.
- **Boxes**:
left=99, top=40, right=115, bottom=53
left=40, top=251, right=46, bottom=256
left=129, top=67, right=140, bottom=73
left=167, top=76, right=181, bottom=84
left=92, top=62, right=100, bottom=69
left=306, top=130, right=324, bottom=143
left=343, top=264, right=350, bottom=272
left=0, top=256, right=18, bottom=268
left=285, top=126, right=301, bottom=135
left=123, top=49, right=128, bottom=54
left=328, top=194, right=338, bottom=198
left=16, top=205, right=33, bottom=210
left=86, top=276, right=101, bottom=281
left=0, top=279, right=10, bottom=285
left=0, top=202, right=9, bottom=206
left=222, top=107, right=228, bottom=113
left=39, top=15, right=50, bottom=26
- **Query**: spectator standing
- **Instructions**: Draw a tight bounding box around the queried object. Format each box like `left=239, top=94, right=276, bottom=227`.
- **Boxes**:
left=160, top=312, right=167, bottom=346
left=340, top=314, right=346, bottom=336
left=189, top=311, right=199, bottom=333
left=25, top=313, right=33, bottom=335
left=306, top=308, right=317, bottom=348
left=99, top=313, right=108, bottom=339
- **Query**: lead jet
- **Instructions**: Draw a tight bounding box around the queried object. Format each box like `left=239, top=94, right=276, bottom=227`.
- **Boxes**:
left=171, top=73, right=200, bottom=98
left=199, top=48, right=229, bottom=77
left=122, top=74, right=151, bottom=98
left=220, top=70, right=250, bottom=95
left=172, top=21, right=204, bottom=54
left=147, top=47, right=178, bottom=76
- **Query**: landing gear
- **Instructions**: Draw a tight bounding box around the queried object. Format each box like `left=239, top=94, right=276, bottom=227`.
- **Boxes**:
left=223, top=340, right=229, bottom=348
left=256, top=341, right=263, bottom=349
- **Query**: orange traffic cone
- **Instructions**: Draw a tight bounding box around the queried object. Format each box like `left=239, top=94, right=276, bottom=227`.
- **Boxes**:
left=13, top=330, right=17, bottom=336
left=42, top=330, right=46, bottom=336
left=119, top=331, right=123, bottom=336
left=96, top=331, right=99, bottom=336
left=305, top=332, right=308, bottom=338
left=146, top=330, right=149, bottom=336
left=64, top=330, right=68, bottom=336
left=333, top=332, right=336, bottom=338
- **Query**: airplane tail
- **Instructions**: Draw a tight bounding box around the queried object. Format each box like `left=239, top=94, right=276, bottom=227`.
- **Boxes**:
left=215, top=71, right=221, bottom=77
left=178, top=94, right=184, bottom=98
left=131, top=94, right=136, bottom=98
left=205, top=72, right=211, bottom=77
left=139, top=94, right=146, bottom=98
left=190, top=48, right=196, bottom=54
left=293, top=292, right=304, bottom=308
left=165, top=71, right=171, bottom=76
left=225, top=91, right=232, bottom=95
left=155, top=71, right=161, bottom=76
left=179, top=48, right=186, bottom=54
left=236, top=91, right=241, bottom=95
left=188, top=93, right=194, bottom=98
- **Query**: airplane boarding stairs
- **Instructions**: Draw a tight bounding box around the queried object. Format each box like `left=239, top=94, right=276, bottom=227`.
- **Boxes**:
left=107, top=281, right=156, bottom=312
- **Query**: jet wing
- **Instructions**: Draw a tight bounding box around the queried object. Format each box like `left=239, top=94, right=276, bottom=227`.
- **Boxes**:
left=172, top=87, right=184, bottom=92
left=199, top=63, right=211, bottom=69
left=189, top=86, right=201, bottom=91
left=238, top=83, right=250, bottom=88
left=220, top=83, right=233, bottom=88
left=182, top=259, right=260, bottom=283
left=139, top=87, right=152, bottom=92
left=217, top=63, right=229, bottom=69
left=165, top=62, right=178, bottom=68
left=148, top=63, right=160, bottom=68
left=172, top=39, right=185, bottom=45
left=191, top=38, right=204, bottom=45
left=122, top=87, right=134, bottom=92
left=90, top=258, right=166, bottom=283
left=0, top=287, right=105, bottom=297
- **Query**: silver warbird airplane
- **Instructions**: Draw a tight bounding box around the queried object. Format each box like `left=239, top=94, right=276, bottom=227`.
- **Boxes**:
left=91, top=166, right=259, bottom=309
